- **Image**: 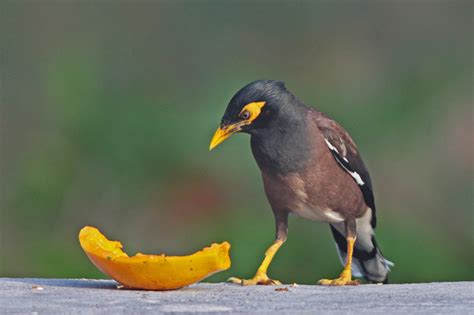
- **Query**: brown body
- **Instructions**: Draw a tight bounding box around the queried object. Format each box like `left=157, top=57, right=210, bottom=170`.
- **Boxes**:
left=258, top=111, right=367, bottom=225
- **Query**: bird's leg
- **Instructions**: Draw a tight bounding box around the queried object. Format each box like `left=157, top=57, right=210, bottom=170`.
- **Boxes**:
left=228, top=239, right=285, bottom=285
left=319, top=220, right=360, bottom=286
left=318, top=237, right=360, bottom=285
left=228, top=211, right=288, bottom=286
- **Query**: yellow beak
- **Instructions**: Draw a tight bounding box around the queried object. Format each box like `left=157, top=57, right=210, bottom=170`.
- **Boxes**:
left=209, top=124, right=240, bottom=151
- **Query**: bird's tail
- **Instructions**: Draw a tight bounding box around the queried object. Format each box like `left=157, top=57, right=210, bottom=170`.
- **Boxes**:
left=330, top=210, right=394, bottom=283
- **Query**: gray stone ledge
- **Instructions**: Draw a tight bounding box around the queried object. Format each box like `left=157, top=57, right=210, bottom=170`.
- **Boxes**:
left=1, top=278, right=472, bottom=314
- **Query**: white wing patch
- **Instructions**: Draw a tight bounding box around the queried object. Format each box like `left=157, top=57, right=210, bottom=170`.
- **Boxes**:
left=324, top=138, right=339, bottom=154
left=349, top=170, right=365, bottom=185
left=324, top=137, right=365, bottom=185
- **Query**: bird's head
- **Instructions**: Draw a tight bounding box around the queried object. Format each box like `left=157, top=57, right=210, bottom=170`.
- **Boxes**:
left=209, top=80, right=293, bottom=150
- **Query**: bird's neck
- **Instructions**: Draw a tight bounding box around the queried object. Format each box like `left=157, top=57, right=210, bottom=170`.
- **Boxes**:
left=250, top=110, right=313, bottom=175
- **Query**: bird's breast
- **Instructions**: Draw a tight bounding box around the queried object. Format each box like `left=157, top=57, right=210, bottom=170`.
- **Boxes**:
left=250, top=125, right=313, bottom=174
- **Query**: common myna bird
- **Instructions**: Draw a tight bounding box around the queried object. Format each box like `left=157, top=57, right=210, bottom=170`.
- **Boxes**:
left=210, top=80, right=393, bottom=285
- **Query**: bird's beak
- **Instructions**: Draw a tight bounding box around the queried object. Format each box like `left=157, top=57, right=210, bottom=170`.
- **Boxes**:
left=209, top=123, right=241, bottom=151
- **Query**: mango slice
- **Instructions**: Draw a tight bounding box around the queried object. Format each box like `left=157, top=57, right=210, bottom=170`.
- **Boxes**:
left=79, top=226, right=231, bottom=290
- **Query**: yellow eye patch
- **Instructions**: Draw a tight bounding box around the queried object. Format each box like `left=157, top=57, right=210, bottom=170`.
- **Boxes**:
left=239, top=101, right=266, bottom=123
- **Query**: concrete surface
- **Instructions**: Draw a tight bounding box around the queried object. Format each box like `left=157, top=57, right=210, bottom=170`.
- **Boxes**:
left=0, top=278, right=472, bottom=314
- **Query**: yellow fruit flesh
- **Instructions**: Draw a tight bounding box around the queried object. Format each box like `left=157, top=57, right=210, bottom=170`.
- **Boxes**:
left=79, top=226, right=231, bottom=290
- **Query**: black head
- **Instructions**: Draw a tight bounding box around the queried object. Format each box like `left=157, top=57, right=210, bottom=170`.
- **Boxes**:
left=210, top=80, right=302, bottom=150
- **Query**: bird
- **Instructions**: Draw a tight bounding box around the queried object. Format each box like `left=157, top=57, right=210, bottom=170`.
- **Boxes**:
left=209, top=80, right=393, bottom=286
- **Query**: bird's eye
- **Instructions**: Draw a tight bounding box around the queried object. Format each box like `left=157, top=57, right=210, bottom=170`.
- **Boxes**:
left=240, top=110, right=250, bottom=120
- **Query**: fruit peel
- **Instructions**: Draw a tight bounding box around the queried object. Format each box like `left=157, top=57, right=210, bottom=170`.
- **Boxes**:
left=79, top=226, right=231, bottom=290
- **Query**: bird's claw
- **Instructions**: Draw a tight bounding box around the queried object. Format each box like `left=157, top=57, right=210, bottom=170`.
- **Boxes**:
left=227, top=274, right=282, bottom=286
left=318, top=277, right=360, bottom=286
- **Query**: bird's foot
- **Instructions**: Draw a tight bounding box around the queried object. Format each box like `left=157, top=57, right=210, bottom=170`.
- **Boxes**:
left=227, top=272, right=282, bottom=286
left=318, top=277, right=360, bottom=286
left=318, top=270, right=360, bottom=286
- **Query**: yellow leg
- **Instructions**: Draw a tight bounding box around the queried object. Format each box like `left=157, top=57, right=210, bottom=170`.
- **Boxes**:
left=318, top=237, right=360, bottom=286
left=228, top=239, right=284, bottom=285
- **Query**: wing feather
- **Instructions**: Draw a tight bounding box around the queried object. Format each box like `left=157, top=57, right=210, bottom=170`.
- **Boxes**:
left=315, top=112, right=377, bottom=227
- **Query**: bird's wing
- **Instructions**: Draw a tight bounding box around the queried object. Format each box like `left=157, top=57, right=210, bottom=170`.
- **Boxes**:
left=315, top=112, right=377, bottom=227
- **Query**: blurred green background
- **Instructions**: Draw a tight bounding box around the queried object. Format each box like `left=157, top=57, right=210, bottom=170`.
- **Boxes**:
left=1, top=1, right=472, bottom=284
